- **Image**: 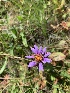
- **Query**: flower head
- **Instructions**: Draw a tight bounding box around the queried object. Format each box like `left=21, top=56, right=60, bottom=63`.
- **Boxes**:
left=25, top=45, right=51, bottom=72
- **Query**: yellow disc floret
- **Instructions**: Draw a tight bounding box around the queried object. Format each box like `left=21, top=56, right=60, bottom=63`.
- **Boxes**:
left=35, top=54, right=43, bottom=62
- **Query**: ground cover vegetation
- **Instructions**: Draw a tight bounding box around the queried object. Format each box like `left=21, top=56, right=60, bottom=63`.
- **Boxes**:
left=0, top=0, right=70, bottom=93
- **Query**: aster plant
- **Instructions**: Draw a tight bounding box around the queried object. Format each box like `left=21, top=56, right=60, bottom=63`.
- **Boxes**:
left=25, top=45, right=51, bottom=72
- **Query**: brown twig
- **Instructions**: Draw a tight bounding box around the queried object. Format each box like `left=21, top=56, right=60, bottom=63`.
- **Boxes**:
left=0, top=52, right=26, bottom=60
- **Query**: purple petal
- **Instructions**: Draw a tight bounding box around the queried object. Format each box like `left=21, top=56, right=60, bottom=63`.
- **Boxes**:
left=31, top=47, right=37, bottom=54
left=34, top=45, right=38, bottom=50
left=42, top=58, right=52, bottom=63
left=39, top=63, right=44, bottom=71
left=25, top=55, right=34, bottom=58
left=28, top=61, right=37, bottom=67
left=44, top=52, right=51, bottom=57
left=42, top=47, right=46, bottom=54
left=38, top=46, right=42, bottom=54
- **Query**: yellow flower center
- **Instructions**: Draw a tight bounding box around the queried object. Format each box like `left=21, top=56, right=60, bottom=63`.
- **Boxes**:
left=34, top=54, right=43, bottom=62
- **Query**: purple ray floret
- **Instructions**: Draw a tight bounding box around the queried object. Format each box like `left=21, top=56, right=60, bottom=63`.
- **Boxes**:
left=28, top=61, right=36, bottom=67
left=25, top=45, right=51, bottom=71
left=25, top=55, right=34, bottom=58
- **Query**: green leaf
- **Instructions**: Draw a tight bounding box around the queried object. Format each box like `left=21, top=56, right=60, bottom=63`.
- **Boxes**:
left=52, top=0, right=58, bottom=5
left=9, top=48, right=14, bottom=56
left=60, top=70, right=70, bottom=79
left=53, top=84, right=59, bottom=89
left=22, top=37, right=28, bottom=47
left=0, top=57, right=8, bottom=74
left=53, top=88, right=57, bottom=93
left=11, top=29, right=17, bottom=39
left=11, top=84, right=16, bottom=93
left=51, top=76, right=55, bottom=81
left=17, top=15, right=23, bottom=21
left=20, top=32, right=28, bottom=47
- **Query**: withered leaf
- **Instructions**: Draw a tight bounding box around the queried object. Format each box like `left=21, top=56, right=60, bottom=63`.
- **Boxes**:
left=58, top=40, right=68, bottom=49
left=49, top=52, right=66, bottom=61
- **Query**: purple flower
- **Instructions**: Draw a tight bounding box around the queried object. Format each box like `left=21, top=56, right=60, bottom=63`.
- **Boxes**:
left=25, top=45, right=51, bottom=72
